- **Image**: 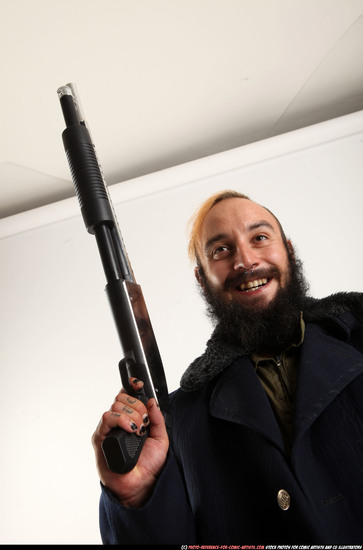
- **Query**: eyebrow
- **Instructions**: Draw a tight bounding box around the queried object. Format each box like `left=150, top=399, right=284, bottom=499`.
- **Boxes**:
left=204, top=233, right=229, bottom=254
left=247, top=220, right=275, bottom=233
left=203, top=220, right=276, bottom=254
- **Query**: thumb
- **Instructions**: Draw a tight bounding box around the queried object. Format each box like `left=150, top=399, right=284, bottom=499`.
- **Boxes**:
left=147, top=398, right=168, bottom=440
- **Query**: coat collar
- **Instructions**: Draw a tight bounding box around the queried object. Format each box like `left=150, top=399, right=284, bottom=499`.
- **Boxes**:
left=180, top=292, right=363, bottom=392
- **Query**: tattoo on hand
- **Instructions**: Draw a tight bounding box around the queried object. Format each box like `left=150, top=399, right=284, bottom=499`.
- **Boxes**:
left=126, top=397, right=137, bottom=404
left=122, top=406, right=134, bottom=414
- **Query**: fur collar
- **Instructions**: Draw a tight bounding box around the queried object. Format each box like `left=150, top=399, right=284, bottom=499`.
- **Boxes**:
left=180, top=292, right=363, bottom=391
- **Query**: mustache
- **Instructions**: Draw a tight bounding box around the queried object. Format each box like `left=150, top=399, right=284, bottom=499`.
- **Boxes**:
left=223, top=267, right=280, bottom=291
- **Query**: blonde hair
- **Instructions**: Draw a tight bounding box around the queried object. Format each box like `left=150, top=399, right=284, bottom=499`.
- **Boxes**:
left=187, top=190, right=251, bottom=264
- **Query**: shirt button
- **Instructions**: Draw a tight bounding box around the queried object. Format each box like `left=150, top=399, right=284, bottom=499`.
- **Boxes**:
left=277, top=489, right=290, bottom=510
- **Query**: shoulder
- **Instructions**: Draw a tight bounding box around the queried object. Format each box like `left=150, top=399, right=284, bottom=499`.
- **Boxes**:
left=169, top=385, right=209, bottom=411
left=303, top=292, right=363, bottom=323
left=169, top=373, right=224, bottom=419
left=303, top=292, right=363, bottom=352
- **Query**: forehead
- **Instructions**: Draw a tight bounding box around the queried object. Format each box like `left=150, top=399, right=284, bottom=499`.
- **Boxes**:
left=200, top=198, right=279, bottom=239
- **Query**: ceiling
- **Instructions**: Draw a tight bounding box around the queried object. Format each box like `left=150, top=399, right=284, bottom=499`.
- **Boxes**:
left=1, top=0, right=363, bottom=219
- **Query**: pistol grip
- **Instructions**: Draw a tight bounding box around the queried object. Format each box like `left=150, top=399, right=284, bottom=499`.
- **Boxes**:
left=101, top=426, right=149, bottom=474
left=102, top=357, right=149, bottom=474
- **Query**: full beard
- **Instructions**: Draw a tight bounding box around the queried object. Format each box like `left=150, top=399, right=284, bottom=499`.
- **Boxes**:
left=198, top=253, right=309, bottom=356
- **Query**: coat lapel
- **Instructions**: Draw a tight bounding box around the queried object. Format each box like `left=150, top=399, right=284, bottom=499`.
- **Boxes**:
left=294, top=321, right=363, bottom=442
left=207, top=318, right=363, bottom=454
left=209, top=357, right=286, bottom=452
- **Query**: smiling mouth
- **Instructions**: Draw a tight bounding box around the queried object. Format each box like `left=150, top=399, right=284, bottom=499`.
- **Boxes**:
left=238, top=277, right=269, bottom=292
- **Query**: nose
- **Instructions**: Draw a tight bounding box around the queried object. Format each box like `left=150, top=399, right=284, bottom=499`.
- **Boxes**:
left=233, top=243, right=258, bottom=272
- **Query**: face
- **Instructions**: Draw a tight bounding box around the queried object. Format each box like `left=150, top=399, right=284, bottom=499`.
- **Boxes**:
left=196, top=198, right=291, bottom=309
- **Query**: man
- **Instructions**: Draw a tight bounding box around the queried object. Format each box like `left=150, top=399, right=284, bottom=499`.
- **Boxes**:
left=92, top=190, right=363, bottom=544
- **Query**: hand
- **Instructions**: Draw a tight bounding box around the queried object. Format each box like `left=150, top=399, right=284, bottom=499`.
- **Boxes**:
left=92, top=378, right=169, bottom=508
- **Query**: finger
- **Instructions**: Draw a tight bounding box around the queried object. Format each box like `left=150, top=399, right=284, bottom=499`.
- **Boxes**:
left=114, top=392, right=147, bottom=412
left=111, top=400, right=147, bottom=429
left=111, top=401, right=149, bottom=435
left=129, top=377, right=144, bottom=390
left=113, top=391, right=149, bottom=424
left=116, top=378, right=145, bottom=401
left=118, top=377, right=145, bottom=395
left=97, top=407, right=146, bottom=440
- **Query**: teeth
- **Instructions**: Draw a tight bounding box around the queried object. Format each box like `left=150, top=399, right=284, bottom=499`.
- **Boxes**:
left=239, top=278, right=268, bottom=291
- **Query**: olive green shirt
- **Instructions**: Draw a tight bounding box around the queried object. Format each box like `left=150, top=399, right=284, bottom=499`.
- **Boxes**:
left=251, top=316, right=305, bottom=455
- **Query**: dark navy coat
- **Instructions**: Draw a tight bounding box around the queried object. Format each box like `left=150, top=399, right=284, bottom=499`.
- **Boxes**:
left=100, top=293, right=363, bottom=545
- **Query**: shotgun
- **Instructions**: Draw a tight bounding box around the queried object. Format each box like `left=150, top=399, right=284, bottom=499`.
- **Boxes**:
left=57, top=83, right=170, bottom=474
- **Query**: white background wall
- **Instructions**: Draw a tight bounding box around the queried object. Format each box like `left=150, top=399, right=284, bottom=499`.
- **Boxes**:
left=0, top=111, right=362, bottom=544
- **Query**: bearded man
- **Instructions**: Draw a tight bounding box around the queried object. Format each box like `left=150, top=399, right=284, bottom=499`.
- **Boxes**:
left=92, top=190, right=363, bottom=545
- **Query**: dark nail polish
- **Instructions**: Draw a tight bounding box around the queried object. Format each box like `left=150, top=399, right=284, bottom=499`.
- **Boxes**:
left=139, top=425, right=146, bottom=435
left=130, top=421, right=138, bottom=431
left=143, top=415, right=149, bottom=425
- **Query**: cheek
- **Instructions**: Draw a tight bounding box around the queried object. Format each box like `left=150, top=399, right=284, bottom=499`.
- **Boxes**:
left=267, top=247, right=289, bottom=270
left=204, top=264, right=228, bottom=288
left=264, top=249, right=290, bottom=287
left=275, top=256, right=291, bottom=286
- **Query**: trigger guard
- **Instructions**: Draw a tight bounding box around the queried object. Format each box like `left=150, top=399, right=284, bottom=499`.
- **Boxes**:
left=118, top=357, right=136, bottom=394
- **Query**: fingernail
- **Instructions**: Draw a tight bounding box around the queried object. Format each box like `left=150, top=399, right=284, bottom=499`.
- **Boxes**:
left=143, top=414, right=150, bottom=425
left=130, top=421, right=138, bottom=431
left=138, top=425, right=146, bottom=436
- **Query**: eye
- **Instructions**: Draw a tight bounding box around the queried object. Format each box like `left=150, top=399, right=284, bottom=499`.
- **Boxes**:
left=254, top=234, right=268, bottom=243
left=212, top=245, right=231, bottom=260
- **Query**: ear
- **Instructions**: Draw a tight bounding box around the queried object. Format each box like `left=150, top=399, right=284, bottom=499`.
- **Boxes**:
left=287, top=239, right=295, bottom=262
left=194, top=266, right=202, bottom=286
